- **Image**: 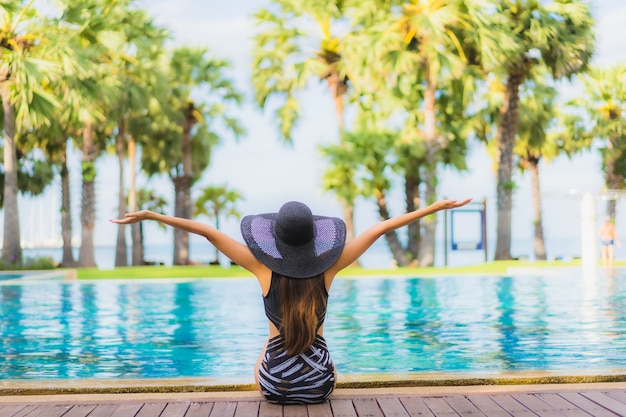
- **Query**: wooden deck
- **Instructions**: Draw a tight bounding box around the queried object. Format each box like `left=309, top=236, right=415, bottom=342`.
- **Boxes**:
left=1, top=384, right=626, bottom=417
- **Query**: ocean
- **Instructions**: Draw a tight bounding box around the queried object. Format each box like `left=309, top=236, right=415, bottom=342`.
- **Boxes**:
left=22, top=235, right=611, bottom=271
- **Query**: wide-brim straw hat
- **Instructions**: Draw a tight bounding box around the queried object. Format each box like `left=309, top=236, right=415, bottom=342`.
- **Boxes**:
left=240, top=201, right=346, bottom=279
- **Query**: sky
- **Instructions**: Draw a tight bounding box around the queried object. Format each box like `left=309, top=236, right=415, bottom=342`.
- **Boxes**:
left=13, top=0, right=626, bottom=266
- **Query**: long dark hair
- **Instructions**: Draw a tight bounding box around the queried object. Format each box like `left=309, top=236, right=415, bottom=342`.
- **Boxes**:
left=277, top=273, right=327, bottom=355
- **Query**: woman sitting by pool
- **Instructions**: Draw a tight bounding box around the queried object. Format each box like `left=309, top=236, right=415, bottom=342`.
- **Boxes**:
left=111, top=198, right=470, bottom=404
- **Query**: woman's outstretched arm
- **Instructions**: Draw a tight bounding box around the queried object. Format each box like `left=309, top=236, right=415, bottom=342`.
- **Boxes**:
left=110, top=211, right=264, bottom=274
left=328, top=199, right=472, bottom=275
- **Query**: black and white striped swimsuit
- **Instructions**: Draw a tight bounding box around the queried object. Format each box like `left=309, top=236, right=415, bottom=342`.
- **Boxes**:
left=259, top=273, right=335, bottom=404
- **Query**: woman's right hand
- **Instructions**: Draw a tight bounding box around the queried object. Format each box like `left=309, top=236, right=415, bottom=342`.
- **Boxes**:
left=110, top=210, right=153, bottom=225
left=429, top=199, right=473, bottom=211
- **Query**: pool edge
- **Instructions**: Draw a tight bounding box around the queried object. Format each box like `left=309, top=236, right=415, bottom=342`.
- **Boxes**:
left=2, top=372, right=626, bottom=396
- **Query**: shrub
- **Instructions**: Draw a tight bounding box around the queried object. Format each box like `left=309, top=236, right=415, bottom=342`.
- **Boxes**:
left=0, top=256, right=56, bottom=271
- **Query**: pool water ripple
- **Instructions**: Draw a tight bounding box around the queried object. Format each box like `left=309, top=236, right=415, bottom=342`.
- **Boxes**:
left=1, top=270, right=625, bottom=381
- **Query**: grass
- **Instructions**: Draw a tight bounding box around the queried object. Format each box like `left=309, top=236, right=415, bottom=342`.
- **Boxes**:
left=69, top=258, right=609, bottom=280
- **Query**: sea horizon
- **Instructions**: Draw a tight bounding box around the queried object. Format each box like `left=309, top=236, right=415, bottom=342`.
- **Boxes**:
left=21, top=235, right=610, bottom=272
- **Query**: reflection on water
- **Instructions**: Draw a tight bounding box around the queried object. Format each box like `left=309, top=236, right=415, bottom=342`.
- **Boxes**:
left=1, top=270, right=625, bottom=381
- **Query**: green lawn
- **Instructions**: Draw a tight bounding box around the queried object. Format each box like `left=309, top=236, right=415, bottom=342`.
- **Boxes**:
left=69, top=258, right=613, bottom=280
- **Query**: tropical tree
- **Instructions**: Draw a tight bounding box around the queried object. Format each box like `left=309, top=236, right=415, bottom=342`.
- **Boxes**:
left=0, top=144, right=55, bottom=206
left=514, top=79, right=560, bottom=261
left=58, top=0, right=128, bottom=267
left=139, top=46, right=244, bottom=265
left=193, top=184, right=243, bottom=264
left=252, top=0, right=359, bottom=242
left=342, top=0, right=475, bottom=265
left=104, top=6, right=169, bottom=267
left=571, top=64, right=626, bottom=219
left=0, top=0, right=63, bottom=263
left=472, top=0, right=594, bottom=260
left=19, top=120, right=78, bottom=266
left=132, top=187, right=168, bottom=265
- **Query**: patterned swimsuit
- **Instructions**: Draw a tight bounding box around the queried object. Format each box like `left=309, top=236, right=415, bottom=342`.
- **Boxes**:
left=258, top=273, right=335, bottom=404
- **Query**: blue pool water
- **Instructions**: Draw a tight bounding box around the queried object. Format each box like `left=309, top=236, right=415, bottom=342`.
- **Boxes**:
left=1, top=270, right=625, bottom=381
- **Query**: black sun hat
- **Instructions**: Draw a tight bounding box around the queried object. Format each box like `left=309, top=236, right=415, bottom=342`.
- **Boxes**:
left=240, top=201, right=347, bottom=279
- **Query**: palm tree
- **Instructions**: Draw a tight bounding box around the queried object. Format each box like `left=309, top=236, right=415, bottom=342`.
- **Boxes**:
left=138, top=46, right=244, bottom=265
left=251, top=0, right=358, bottom=242
left=571, top=64, right=626, bottom=219
left=59, top=0, right=127, bottom=267
left=474, top=0, right=594, bottom=260
left=342, top=0, right=475, bottom=266
left=0, top=0, right=63, bottom=263
left=193, top=185, right=243, bottom=264
left=19, top=120, right=78, bottom=266
left=105, top=6, right=169, bottom=267
left=514, top=78, right=560, bottom=261
left=132, top=188, right=168, bottom=265
left=0, top=142, right=55, bottom=206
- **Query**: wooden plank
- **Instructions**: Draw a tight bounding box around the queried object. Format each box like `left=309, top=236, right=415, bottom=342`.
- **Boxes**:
left=421, top=397, right=459, bottom=416
left=258, top=401, right=282, bottom=417
left=329, top=399, right=357, bottom=417
left=488, top=394, right=536, bottom=416
left=185, top=402, right=215, bottom=417
left=135, top=403, right=167, bottom=417
left=284, top=403, right=308, bottom=417
left=464, top=394, right=511, bottom=417
left=108, top=402, right=144, bottom=417
left=376, top=397, right=410, bottom=417
left=233, top=401, right=260, bottom=417
left=398, top=397, right=436, bottom=417
left=580, top=391, right=626, bottom=416
left=0, top=405, right=29, bottom=417
left=84, top=404, right=121, bottom=417
left=208, top=402, right=237, bottom=417
left=511, top=393, right=563, bottom=416
left=62, top=405, right=98, bottom=417
left=307, top=401, right=333, bottom=417
left=442, top=396, right=484, bottom=416
left=558, top=392, right=620, bottom=417
left=30, top=405, right=74, bottom=417
left=535, top=393, right=592, bottom=417
left=603, top=389, right=626, bottom=404
left=8, top=404, right=41, bottom=417
left=353, top=398, right=383, bottom=417
left=160, top=402, right=190, bottom=417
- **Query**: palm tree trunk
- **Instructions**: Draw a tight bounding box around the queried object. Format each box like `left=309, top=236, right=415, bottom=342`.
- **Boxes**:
left=173, top=176, right=190, bottom=265
left=376, top=191, right=411, bottom=267
left=494, top=70, right=523, bottom=260
left=213, top=216, right=221, bottom=263
left=128, top=138, right=142, bottom=265
left=419, top=173, right=437, bottom=266
left=172, top=116, right=193, bottom=266
left=405, top=169, right=420, bottom=263
left=605, top=136, right=623, bottom=219
left=114, top=122, right=128, bottom=267
left=326, top=70, right=347, bottom=134
left=418, top=75, right=439, bottom=266
left=326, top=69, right=358, bottom=267
left=60, top=140, right=76, bottom=267
left=1, top=85, right=22, bottom=264
left=78, top=121, right=97, bottom=268
left=529, top=159, right=546, bottom=261
left=139, top=222, right=145, bottom=265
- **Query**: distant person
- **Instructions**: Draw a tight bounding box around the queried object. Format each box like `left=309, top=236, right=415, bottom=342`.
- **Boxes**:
left=599, top=217, right=620, bottom=268
left=111, top=198, right=471, bottom=404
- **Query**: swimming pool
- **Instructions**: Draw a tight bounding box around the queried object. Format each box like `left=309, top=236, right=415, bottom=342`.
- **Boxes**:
left=1, top=270, right=624, bottom=382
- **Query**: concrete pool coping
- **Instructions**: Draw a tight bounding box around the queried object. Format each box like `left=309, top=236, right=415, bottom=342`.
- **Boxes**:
left=2, top=370, right=626, bottom=396
left=2, top=381, right=626, bottom=405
